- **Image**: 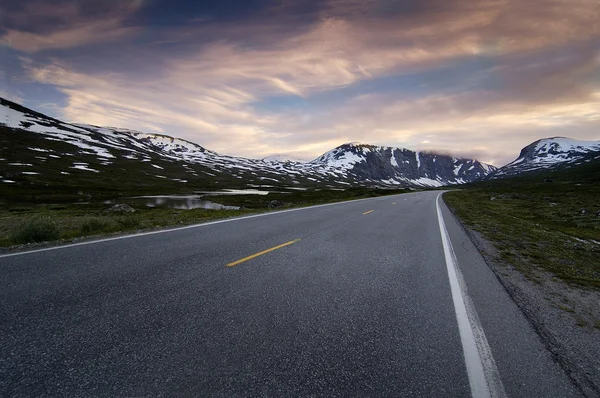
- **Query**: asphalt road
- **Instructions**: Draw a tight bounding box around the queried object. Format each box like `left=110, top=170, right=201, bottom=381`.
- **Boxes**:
left=0, top=191, right=582, bottom=397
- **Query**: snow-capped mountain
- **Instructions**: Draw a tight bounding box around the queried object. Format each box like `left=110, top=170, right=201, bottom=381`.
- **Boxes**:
left=313, top=142, right=495, bottom=187
left=490, top=137, right=600, bottom=178
left=1, top=97, right=495, bottom=192
left=262, top=155, right=306, bottom=163
left=0, top=98, right=344, bottom=188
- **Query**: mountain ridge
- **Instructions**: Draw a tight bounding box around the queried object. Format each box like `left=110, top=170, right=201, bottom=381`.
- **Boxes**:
left=0, top=97, right=496, bottom=193
left=313, top=142, right=495, bottom=186
left=489, top=137, right=600, bottom=178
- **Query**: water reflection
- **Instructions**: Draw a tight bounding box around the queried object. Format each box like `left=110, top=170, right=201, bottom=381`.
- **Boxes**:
left=105, top=195, right=240, bottom=210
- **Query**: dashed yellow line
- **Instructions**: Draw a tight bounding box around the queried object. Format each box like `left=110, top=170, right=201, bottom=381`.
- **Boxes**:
left=363, top=210, right=374, bottom=215
left=226, top=239, right=301, bottom=267
left=392, top=202, right=397, bottom=205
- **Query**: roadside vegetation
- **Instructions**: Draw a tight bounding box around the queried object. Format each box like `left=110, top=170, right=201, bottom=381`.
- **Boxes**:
left=207, top=187, right=408, bottom=209
left=0, top=187, right=408, bottom=249
left=10, top=216, right=61, bottom=244
left=444, top=159, right=600, bottom=288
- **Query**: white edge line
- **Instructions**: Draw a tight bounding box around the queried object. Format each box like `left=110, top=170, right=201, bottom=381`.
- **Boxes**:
left=436, top=193, right=506, bottom=398
left=0, top=192, right=407, bottom=259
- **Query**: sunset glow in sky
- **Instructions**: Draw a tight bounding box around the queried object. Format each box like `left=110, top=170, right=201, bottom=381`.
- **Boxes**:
left=1, top=0, right=599, bottom=165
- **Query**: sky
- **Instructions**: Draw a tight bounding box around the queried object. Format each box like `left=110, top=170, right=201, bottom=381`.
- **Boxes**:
left=1, top=0, right=599, bottom=166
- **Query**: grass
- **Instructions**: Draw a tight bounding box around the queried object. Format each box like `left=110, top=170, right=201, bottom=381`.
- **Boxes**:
left=0, top=205, right=254, bottom=247
left=444, top=159, right=600, bottom=288
left=558, top=304, right=575, bottom=313
left=80, top=217, right=116, bottom=234
left=0, top=187, right=408, bottom=248
left=209, top=187, right=409, bottom=209
left=10, top=216, right=61, bottom=244
left=574, top=315, right=588, bottom=327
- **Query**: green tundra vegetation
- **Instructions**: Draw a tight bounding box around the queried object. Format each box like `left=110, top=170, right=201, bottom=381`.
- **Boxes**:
left=0, top=187, right=408, bottom=248
left=444, top=159, right=600, bottom=288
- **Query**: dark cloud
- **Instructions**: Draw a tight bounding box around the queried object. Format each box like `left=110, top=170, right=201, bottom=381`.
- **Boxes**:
left=0, top=0, right=141, bottom=33
left=0, top=0, right=143, bottom=52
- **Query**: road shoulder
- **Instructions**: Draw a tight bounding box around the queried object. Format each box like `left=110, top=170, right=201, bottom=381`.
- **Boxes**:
left=442, top=193, right=600, bottom=397
left=439, top=195, right=584, bottom=397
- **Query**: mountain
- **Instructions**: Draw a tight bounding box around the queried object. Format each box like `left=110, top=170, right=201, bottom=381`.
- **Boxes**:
left=262, top=155, right=306, bottom=163
left=0, top=98, right=345, bottom=194
left=313, top=142, right=495, bottom=187
left=0, top=97, right=495, bottom=200
left=490, top=137, right=600, bottom=178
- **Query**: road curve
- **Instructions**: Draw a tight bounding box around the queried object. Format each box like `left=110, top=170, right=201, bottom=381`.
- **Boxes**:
left=0, top=191, right=581, bottom=397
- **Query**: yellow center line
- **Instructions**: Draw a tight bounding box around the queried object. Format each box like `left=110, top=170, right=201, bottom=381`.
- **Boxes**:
left=363, top=210, right=374, bottom=215
left=392, top=202, right=397, bottom=204
left=226, top=239, right=301, bottom=267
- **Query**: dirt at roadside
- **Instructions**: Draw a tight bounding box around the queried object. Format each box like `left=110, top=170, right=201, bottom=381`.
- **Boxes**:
left=457, top=224, right=600, bottom=398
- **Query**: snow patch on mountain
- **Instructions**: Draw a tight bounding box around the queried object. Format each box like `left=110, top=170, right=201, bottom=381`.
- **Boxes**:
left=491, top=137, right=600, bottom=178
left=262, top=155, right=306, bottom=163
left=312, top=143, right=367, bottom=171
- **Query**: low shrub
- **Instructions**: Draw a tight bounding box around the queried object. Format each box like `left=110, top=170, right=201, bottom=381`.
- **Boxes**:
left=11, top=216, right=61, bottom=244
left=116, top=215, right=141, bottom=229
left=80, top=217, right=115, bottom=234
left=8, top=207, right=32, bottom=213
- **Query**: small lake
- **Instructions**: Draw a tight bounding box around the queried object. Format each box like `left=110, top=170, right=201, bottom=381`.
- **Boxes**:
left=203, top=189, right=270, bottom=196
left=0, top=189, right=282, bottom=210
left=104, top=195, right=240, bottom=210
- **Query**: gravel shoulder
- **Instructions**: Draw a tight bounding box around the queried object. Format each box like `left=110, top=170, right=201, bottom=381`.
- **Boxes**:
left=446, top=202, right=600, bottom=397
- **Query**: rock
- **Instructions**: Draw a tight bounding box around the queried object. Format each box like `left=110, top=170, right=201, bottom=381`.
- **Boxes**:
left=106, top=204, right=136, bottom=213
left=490, top=196, right=496, bottom=201
left=268, top=200, right=285, bottom=209
left=580, top=208, right=586, bottom=215
left=544, top=178, right=553, bottom=183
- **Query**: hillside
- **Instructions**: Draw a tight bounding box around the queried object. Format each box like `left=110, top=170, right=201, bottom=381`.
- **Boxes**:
left=490, top=137, right=600, bottom=179
left=0, top=97, right=496, bottom=201
left=315, top=142, right=495, bottom=186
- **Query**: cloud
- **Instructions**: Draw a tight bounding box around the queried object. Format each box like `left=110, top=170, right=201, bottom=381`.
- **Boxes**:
left=261, top=42, right=600, bottom=164
left=0, top=0, right=143, bottom=52
left=10, top=0, right=600, bottom=165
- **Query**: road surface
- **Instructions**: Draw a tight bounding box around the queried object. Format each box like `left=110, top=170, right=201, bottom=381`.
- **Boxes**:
left=0, top=191, right=581, bottom=396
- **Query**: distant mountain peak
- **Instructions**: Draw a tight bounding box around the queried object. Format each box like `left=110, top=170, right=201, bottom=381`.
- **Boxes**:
left=490, top=137, right=600, bottom=178
left=262, top=154, right=305, bottom=163
left=347, top=141, right=366, bottom=147
left=312, top=141, right=496, bottom=186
